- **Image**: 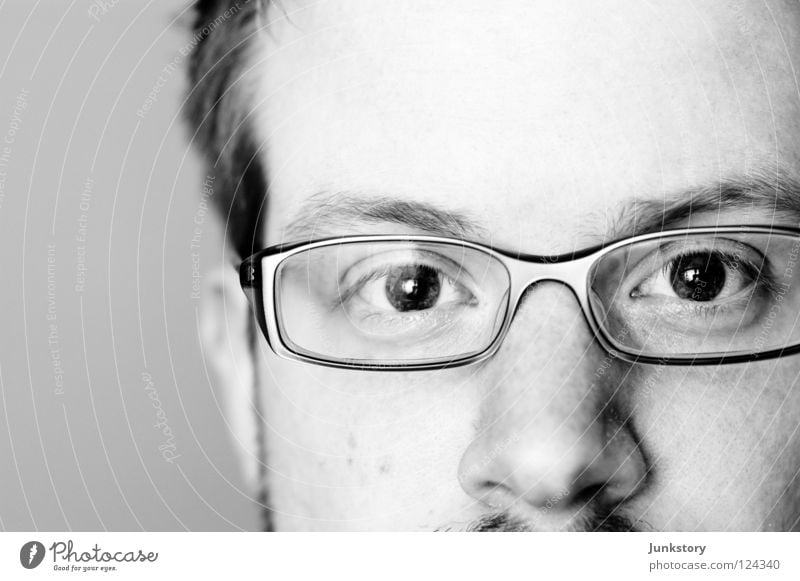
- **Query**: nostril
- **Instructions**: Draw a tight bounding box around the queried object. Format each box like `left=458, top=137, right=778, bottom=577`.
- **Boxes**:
left=482, top=479, right=509, bottom=496
left=473, top=479, right=516, bottom=508
left=569, top=483, right=605, bottom=508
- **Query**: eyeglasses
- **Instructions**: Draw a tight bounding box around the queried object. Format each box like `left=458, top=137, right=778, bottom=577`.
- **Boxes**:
left=239, top=226, right=800, bottom=370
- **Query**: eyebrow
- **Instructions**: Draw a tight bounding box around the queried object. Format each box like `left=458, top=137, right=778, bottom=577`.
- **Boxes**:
left=281, top=173, right=800, bottom=247
left=616, top=173, right=800, bottom=238
left=283, top=192, right=489, bottom=240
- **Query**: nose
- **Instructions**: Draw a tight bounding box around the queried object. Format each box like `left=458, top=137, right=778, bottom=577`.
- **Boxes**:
left=458, top=283, right=647, bottom=525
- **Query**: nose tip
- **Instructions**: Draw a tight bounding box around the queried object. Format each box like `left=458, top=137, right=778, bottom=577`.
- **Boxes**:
left=460, top=433, right=619, bottom=511
left=458, top=416, right=647, bottom=523
left=500, top=446, right=604, bottom=509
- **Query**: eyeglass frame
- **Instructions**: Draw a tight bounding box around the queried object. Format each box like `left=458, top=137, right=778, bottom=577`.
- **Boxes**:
left=239, top=224, right=800, bottom=371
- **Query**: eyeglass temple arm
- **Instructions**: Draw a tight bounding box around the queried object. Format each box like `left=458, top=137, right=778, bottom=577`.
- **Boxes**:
left=239, top=257, right=259, bottom=289
left=238, top=256, right=276, bottom=352
left=238, top=257, right=262, bottom=314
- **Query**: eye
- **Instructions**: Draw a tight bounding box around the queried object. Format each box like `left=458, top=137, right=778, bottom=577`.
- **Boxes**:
left=669, top=252, right=734, bottom=301
left=383, top=264, right=442, bottom=311
left=633, top=249, right=759, bottom=302
left=353, top=263, right=473, bottom=313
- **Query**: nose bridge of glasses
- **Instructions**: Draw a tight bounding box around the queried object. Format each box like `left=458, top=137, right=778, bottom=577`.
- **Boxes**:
left=505, top=254, right=595, bottom=305
left=489, top=254, right=605, bottom=363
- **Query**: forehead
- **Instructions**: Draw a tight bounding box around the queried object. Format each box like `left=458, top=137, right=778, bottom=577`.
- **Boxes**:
left=255, top=0, right=800, bottom=248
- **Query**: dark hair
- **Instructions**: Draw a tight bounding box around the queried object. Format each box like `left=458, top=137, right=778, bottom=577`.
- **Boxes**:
left=183, top=0, right=268, bottom=259
left=184, top=3, right=275, bottom=530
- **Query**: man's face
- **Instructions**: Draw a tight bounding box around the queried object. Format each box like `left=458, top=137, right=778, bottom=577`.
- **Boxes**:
left=220, top=0, right=800, bottom=530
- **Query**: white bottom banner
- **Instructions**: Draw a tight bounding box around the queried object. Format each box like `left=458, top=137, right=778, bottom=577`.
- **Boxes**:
left=2, top=532, right=798, bottom=580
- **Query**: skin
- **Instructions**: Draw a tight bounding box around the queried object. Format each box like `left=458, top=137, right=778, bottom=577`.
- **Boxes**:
left=205, top=0, right=800, bottom=530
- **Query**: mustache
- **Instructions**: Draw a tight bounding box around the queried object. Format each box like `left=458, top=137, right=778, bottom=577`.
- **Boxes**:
left=443, top=510, right=649, bottom=532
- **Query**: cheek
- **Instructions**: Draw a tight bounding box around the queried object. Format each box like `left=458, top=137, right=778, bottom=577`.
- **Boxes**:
left=255, top=352, right=479, bottom=525
left=631, top=361, right=800, bottom=529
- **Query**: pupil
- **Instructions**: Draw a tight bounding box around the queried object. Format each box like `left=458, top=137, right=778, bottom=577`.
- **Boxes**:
left=384, top=265, right=441, bottom=311
left=669, top=252, right=726, bottom=301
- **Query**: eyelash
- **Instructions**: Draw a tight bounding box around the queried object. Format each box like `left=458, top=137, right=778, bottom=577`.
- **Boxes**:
left=658, top=252, right=740, bottom=283
left=691, top=302, right=728, bottom=318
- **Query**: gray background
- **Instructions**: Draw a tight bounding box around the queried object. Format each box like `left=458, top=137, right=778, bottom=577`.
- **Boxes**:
left=0, top=0, right=258, bottom=530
